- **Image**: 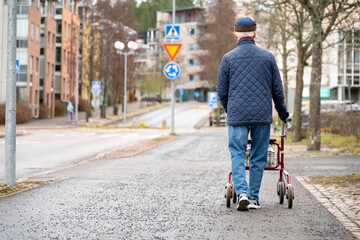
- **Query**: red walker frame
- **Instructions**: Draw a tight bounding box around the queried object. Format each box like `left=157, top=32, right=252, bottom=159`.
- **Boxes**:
left=225, top=122, right=294, bottom=208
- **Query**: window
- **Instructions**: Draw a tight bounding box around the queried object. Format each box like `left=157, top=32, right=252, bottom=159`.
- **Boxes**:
left=56, top=20, right=62, bottom=34
left=187, top=43, right=197, bottom=51
left=52, top=33, right=55, bottom=48
left=187, top=74, right=197, bottom=81
left=30, top=56, right=33, bottom=73
left=48, top=31, right=50, bottom=45
left=188, top=59, right=197, bottom=66
left=188, top=28, right=197, bottom=36
left=36, top=25, right=40, bottom=42
left=17, top=19, right=29, bottom=38
left=31, top=22, right=34, bottom=41
left=16, top=39, right=28, bottom=48
left=47, top=62, right=50, bottom=77
left=36, top=57, right=39, bottom=72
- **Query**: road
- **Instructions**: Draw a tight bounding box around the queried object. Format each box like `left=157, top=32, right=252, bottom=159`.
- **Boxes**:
left=120, top=102, right=212, bottom=129
left=0, top=128, right=165, bottom=181
left=0, top=129, right=359, bottom=239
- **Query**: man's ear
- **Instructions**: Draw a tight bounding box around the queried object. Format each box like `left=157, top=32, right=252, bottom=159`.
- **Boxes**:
left=253, top=32, right=257, bottom=39
left=234, top=31, right=238, bottom=40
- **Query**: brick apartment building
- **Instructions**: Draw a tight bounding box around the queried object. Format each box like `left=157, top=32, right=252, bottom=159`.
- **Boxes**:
left=0, top=0, right=80, bottom=119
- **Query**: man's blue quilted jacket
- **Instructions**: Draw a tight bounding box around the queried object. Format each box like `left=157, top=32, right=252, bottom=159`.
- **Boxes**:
left=216, top=37, right=287, bottom=126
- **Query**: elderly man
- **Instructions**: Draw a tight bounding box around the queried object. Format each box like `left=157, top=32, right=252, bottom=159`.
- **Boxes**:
left=217, top=17, right=289, bottom=211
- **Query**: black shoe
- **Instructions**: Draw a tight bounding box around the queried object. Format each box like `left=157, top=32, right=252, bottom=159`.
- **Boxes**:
left=237, top=192, right=250, bottom=211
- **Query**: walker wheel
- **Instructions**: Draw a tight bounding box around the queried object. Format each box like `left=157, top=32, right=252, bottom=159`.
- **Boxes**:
left=226, top=183, right=231, bottom=208
left=278, top=181, right=285, bottom=204
left=287, top=185, right=294, bottom=209
left=232, top=183, right=237, bottom=204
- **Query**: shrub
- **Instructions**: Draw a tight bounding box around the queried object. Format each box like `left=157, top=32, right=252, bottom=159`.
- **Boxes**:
left=55, top=100, right=67, bottom=117
left=0, top=104, right=31, bottom=124
left=17, top=105, right=32, bottom=124
left=321, top=111, right=360, bottom=141
left=39, top=104, right=49, bottom=119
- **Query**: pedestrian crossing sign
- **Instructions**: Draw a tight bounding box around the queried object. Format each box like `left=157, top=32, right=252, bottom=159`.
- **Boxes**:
left=165, top=25, right=180, bottom=40
left=92, top=81, right=101, bottom=90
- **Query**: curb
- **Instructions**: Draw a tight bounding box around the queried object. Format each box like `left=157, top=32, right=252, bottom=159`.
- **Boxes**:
left=296, top=176, right=360, bottom=239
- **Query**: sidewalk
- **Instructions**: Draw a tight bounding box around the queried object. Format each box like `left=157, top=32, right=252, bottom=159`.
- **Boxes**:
left=6, top=101, right=168, bottom=130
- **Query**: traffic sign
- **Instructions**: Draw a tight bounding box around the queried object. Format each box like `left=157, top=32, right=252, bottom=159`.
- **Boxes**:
left=91, top=99, right=100, bottom=108
left=194, top=91, right=200, bottom=98
left=164, top=62, right=180, bottom=79
left=162, top=43, right=182, bottom=61
left=179, top=85, right=184, bottom=95
left=208, top=92, right=218, bottom=108
left=165, top=25, right=180, bottom=40
left=16, top=60, right=19, bottom=72
left=91, top=88, right=101, bottom=97
left=92, top=81, right=101, bottom=90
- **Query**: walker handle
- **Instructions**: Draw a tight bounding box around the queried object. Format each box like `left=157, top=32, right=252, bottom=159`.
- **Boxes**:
left=281, top=121, right=287, bottom=140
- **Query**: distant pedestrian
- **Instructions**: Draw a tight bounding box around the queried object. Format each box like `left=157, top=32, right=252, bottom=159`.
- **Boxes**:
left=67, top=101, right=74, bottom=122
left=217, top=17, right=289, bottom=211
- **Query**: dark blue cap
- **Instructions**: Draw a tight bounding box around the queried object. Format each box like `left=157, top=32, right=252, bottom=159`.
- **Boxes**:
left=234, top=17, right=256, bottom=32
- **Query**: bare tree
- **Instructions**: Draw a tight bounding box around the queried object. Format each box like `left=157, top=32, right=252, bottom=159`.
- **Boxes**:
left=197, top=0, right=236, bottom=126
left=297, top=0, right=360, bottom=150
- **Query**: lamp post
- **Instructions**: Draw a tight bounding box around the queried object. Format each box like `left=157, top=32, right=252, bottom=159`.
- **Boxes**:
left=114, top=40, right=138, bottom=125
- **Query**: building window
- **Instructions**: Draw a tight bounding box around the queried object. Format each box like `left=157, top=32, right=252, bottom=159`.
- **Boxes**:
left=36, top=57, right=39, bottom=72
left=338, top=29, right=360, bottom=87
left=30, top=55, right=33, bottom=73
left=187, top=74, right=197, bottom=81
left=187, top=43, right=197, bottom=51
left=36, top=25, right=40, bottom=42
left=52, top=33, right=55, bottom=48
left=188, top=28, right=197, bottom=36
left=48, top=31, right=50, bottom=45
left=30, top=22, right=34, bottom=41
left=16, top=39, right=28, bottom=48
left=188, top=59, right=197, bottom=66
left=56, top=20, right=62, bottom=34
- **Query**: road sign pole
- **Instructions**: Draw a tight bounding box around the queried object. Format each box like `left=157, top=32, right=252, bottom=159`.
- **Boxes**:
left=5, top=0, right=17, bottom=185
left=171, top=0, right=175, bottom=134
left=124, top=53, right=127, bottom=126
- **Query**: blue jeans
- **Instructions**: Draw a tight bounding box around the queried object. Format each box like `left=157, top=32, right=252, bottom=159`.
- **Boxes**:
left=228, top=124, right=270, bottom=201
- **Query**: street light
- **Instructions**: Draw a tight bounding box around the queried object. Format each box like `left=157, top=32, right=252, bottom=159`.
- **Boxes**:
left=114, top=40, right=138, bottom=125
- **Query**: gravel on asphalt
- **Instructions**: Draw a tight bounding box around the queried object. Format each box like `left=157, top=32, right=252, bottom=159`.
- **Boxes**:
left=0, top=130, right=357, bottom=239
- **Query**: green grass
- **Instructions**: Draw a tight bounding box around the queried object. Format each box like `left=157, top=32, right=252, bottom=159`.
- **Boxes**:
left=271, top=131, right=360, bottom=154
left=321, top=132, right=360, bottom=154
left=310, top=172, right=360, bottom=188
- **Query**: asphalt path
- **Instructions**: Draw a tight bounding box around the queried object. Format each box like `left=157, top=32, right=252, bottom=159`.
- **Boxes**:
left=0, top=129, right=358, bottom=239
left=0, top=128, right=165, bottom=181
left=121, top=102, right=212, bottom=129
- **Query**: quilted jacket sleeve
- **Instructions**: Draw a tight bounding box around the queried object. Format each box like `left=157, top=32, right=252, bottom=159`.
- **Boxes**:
left=216, top=55, right=230, bottom=113
left=270, top=54, right=288, bottom=115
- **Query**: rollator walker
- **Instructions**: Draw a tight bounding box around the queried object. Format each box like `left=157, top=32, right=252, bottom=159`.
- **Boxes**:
left=224, top=121, right=294, bottom=209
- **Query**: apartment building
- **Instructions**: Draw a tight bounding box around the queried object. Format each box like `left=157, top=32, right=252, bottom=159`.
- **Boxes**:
left=54, top=0, right=80, bottom=102
left=40, top=0, right=57, bottom=118
left=15, top=0, right=42, bottom=118
left=156, top=7, right=208, bottom=102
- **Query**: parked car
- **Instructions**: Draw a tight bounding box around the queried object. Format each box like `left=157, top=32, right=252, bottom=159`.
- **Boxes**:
left=209, top=107, right=227, bottom=126
left=140, top=94, right=162, bottom=103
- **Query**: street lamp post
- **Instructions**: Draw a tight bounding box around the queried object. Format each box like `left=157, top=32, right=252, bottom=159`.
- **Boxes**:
left=114, top=40, right=138, bottom=125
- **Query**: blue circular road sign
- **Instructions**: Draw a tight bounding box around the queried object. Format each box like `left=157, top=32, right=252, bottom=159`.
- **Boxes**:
left=164, top=62, right=180, bottom=79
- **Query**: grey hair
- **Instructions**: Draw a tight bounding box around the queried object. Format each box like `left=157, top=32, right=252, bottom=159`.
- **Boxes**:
left=235, top=31, right=256, bottom=38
